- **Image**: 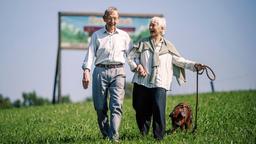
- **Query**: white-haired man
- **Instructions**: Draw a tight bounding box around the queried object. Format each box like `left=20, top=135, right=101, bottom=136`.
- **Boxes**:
left=127, top=16, right=203, bottom=140
left=82, top=7, right=132, bottom=142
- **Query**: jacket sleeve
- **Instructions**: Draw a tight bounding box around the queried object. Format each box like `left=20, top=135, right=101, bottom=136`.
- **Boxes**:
left=172, top=55, right=196, bottom=72
left=127, top=42, right=141, bottom=72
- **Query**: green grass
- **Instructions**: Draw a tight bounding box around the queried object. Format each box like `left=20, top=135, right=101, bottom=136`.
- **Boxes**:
left=0, top=90, right=256, bottom=143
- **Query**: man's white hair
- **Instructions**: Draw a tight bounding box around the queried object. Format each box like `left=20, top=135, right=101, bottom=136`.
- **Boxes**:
left=150, top=17, right=167, bottom=35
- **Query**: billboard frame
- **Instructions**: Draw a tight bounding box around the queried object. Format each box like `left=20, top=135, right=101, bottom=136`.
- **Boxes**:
left=52, top=12, right=163, bottom=103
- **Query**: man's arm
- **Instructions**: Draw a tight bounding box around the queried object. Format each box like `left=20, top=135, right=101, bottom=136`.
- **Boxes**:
left=82, top=34, right=96, bottom=71
left=127, top=45, right=140, bottom=72
left=127, top=43, right=147, bottom=77
left=81, top=34, right=96, bottom=89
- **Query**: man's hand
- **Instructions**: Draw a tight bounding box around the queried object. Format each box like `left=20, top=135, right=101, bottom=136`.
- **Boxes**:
left=194, top=63, right=205, bottom=71
left=136, top=64, right=147, bottom=77
left=82, top=69, right=90, bottom=89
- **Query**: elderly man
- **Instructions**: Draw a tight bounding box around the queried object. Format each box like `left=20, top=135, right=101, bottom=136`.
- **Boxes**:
left=82, top=7, right=132, bottom=142
left=128, top=17, right=203, bottom=140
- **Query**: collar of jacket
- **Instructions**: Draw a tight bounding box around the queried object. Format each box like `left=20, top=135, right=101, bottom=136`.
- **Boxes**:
left=138, top=37, right=181, bottom=57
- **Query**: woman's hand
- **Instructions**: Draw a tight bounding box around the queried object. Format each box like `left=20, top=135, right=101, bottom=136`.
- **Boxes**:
left=136, top=64, right=147, bottom=77
left=194, top=63, right=205, bottom=71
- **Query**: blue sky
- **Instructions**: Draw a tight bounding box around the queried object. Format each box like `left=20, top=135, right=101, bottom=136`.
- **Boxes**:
left=1, top=0, right=256, bottom=102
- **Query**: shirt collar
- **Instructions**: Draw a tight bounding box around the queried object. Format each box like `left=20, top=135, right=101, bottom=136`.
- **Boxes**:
left=104, top=25, right=119, bottom=35
left=152, top=37, right=164, bottom=46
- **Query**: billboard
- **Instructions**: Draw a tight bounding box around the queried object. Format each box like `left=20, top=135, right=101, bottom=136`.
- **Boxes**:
left=59, top=12, right=163, bottom=50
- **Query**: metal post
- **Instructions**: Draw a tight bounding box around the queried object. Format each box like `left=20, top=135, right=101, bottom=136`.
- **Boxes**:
left=52, top=50, right=59, bottom=104
left=210, top=80, right=215, bottom=93
left=57, top=47, right=62, bottom=103
left=52, top=12, right=62, bottom=104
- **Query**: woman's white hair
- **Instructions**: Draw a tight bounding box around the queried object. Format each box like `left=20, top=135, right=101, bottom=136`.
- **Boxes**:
left=150, top=16, right=167, bottom=35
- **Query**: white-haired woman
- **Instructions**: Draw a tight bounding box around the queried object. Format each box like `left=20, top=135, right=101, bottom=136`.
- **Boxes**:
left=127, top=17, right=203, bottom=140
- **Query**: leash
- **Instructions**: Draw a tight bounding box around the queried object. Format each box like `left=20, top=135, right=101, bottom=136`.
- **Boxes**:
left=192, top=65, right=216, bottom=133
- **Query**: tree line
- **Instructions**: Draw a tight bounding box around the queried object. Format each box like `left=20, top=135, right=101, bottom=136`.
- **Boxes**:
left=0, top=82, right=134, bottom=109
left=0, top=91, right=71, bottom=109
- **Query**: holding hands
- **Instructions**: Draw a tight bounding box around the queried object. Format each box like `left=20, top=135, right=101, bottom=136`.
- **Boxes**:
left=136, top=64, right=147, bottom=77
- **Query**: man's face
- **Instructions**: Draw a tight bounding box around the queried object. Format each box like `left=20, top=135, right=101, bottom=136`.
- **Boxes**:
left=149, top=21, right=163, bottom=37
left=103, top=10, right=119, bottom=28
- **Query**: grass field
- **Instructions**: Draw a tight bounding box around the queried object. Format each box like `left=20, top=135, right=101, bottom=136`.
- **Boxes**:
left=0, top=90, right=256, bottom=143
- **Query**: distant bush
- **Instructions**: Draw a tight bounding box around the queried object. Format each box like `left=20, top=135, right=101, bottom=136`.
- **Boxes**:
left=22, top=91, right=50, bottom=106
left=13, top=99, right=22, bottom=108
left=1, top=91, right=74, bottom=109
left=59, top=95, right=72, bottom=103
left=0, top=94, right=12, bottom=109
left=85, top=97, right=93, bottom=102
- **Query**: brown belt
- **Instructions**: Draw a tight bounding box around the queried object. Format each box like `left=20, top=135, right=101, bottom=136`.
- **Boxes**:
left=96, top=63, right=123, bottom=68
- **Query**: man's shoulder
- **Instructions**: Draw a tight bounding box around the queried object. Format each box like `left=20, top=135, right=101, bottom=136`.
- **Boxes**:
left=93, top=27, right=105, bottom=35
left=116, top=28, right=129, bottom=36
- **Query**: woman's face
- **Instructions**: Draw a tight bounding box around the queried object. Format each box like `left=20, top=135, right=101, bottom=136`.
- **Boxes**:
left=149, top=21, right=163, bottom=38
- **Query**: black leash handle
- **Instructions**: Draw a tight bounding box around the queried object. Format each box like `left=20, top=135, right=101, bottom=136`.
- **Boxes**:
left=192, top=65, right=216, bottom=133
left=197, top=65, right=216, bottom=81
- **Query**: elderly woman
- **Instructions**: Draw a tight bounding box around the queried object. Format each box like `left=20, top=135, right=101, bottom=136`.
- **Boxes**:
left=127, top=17, right=203, bottom=140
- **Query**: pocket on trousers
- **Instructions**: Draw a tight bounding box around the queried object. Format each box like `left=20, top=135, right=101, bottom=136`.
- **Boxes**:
left=116, top=75, right=126, bottom=89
